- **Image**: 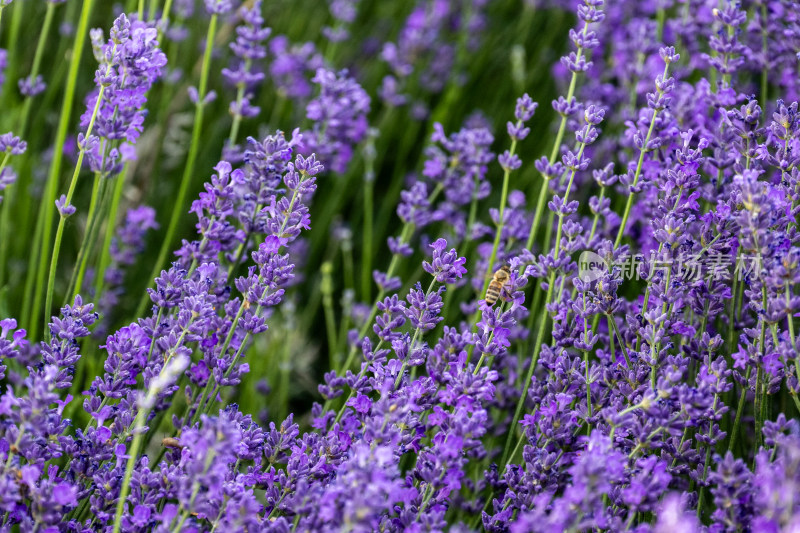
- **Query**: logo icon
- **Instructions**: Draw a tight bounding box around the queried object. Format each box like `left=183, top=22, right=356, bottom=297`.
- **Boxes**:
left=578, top=251, right=607, bottom=282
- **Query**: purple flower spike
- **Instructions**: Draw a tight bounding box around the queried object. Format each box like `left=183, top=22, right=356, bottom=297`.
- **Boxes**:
left=303, top=68, right=370, bottom=174
left=80, top=14, right=167, bottom=176
left=0, top=132, right=26, bottom=154
left=55, top=194, right=75, bottom=217
left=204, top=0, right=235, bottom=14
left=18, top=75, right=45, bottom=97
left=423, top=238, right=467, bottom=284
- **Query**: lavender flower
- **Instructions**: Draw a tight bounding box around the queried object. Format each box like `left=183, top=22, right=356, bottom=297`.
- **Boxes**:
left=2, top=1, right=800, bottom=530
left=223, top=0, right=271, bottom=143
left=0, top=132, right=26, bottom=204
left=303, top=68, right=370, bottom=174
left=423, top=238, right=467, bottom=284
left=80, top=14, right=167, bottom=176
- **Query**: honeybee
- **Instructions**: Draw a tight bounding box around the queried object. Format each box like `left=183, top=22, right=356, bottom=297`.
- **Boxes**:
left=485, top=265, right=511, bottom=306
left=162, top=437, right=183, bottom=450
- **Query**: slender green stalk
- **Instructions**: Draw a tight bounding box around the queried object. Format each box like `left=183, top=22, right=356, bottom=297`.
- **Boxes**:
left=524, top=20, right=590, bottom=252
left=362, top=176, right=374, bottom=299
left=113, top=328, right=190, bottom=533
left=728, top=367, right=751, bottom=453
left=787, top=283, right=797, bottom=347
left=581, top=296, right=593, bottom=429
left=609, top=315, right=632, bottom=367
left=66, top=172, right=102, bottom=293
left=342, top=235, right=355, bottom=298
left=45, top=82, right=107, bottom=336
left=136, top=14, right=219, bottom=319
left=501, top=280, right=552, bottom=466
left=70, top=175, right=112, bottom=302
left=0, top=7, right=4, bottom=56
left=94, top=164, right=130, bottom=302
left=157, top=0, right=174, bottom=29
left=478, top=135, right=519, bottom=298
left=335, top=184, right=443, bottom=377
left=656, top=6, right=666, bottom=42
left=112, top=405, right=148, bottom=533
left=754, top=365, right=764, bottom=448
left=361, top=135, right=377, bottom=301
left=17, top=2, right=55, bottom=137
left=696, top=393, right=720, bottom=518
left=0, top=150, right=14, bottom=288
left=321, top=261, right=339, bottom=372
left=760, top=3, right=768, bottom=105
left=278, top=322, right=292, bottom=421
left=28, top=0, right=95, bottom=339
left=393, top=278, right=438, bottom=389
left=0, top=153, right=12, bottom=186
left=0, top=1, right=57, bottom=289
left=228, top=58, right=252, bottom=147
left=20, top=215, right=43, bottom=329
left=0, top=0, right=23, bottom=107
left=649, top=266, right=673, bottom=389
left=615, top=61, right=672, bottom=248
left=148, top=0, right=162, bottom=22
left=191, top=173, right=310, bottom=423
left=500, top=133, right=587, bottom=465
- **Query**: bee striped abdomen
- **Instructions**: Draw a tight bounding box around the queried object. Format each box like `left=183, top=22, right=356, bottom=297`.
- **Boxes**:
left=485, top=265, right=511, bottom=306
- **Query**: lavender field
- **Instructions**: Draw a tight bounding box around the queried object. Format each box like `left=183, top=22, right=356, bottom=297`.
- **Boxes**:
left=0, top=0, right=799, bottom=530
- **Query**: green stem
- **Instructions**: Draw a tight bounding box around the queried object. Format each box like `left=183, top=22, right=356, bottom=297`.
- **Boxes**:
left=524, top=20, right=590, bottom=252
left=615, top=61, right=672, bottom=248
left=650, top=267, right=672, bottom=389
left=335, top=184, right=443, bottom=377
left=787, top=283, right=797, bottom=347
left=760, top=2, right=768, bottom=105
left=0, top=0, right=23, bottom=105
left=465, top=132, right=521, bottom=358
left=148, top=0, right=162, bottom=22
left=501, top=279, right=553, bottom=467
left=192, top=173, right=308, bottom=423
left=361, top=161, right=375, bottom=301
left=157, top=0, right=174, bottom=30
left=695, top=394, right=719, bottom=518
left=44, top=83, right=107, bottom=335
left=321, top=261, right=339, bottom=372
left=136, top=14, right=219, bottom=319
left=94, top=164, right=130, bottom=302
left=67, top=172, right=109, bottom=302
left=609, top=314, right=632, bottom=367
left=228, top=59, right=252, bottom=147
left=478, top=135, right=519, bottom=299
left=18, top=2, right=55, bottom=139
left=0, top=2, right=57, bottom=287
left=608, top=315, right=616, bottom=364
left=656, top=6, right=666, bottom=42
left=112, top=406, right=149, bottom=533
left=728, top=367, right=752, bottom=453
left=28, top=0, right=95, bottom=339
left=20, top=213, right=43, bottom=329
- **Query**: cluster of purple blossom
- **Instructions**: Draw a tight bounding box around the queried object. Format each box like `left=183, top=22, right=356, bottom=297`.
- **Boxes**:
left=1, top=0, right=800, bottom=531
